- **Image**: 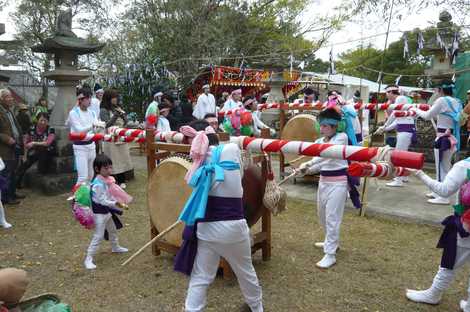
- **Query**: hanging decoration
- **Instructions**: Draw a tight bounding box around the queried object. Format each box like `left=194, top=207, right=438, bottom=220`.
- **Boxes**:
left=329, top=47, right=336, bottom=75
left=451, top=32, right=459, bottom=64
left=403, top=33, right=409, bottom=59
left=289, top=54, right=294, bottom=79
left=395, top=75, right=402, bottom=85
left=416, top=31, right=425, bottom=55
left=376, top=71, right=383, bottom=84
left=239, top=56, right=247, bottom=79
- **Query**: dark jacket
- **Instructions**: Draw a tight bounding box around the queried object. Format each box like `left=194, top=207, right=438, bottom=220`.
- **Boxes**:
left=16, top=111, right=32, bottom=135
left=0, top=104, right=22, bottom=160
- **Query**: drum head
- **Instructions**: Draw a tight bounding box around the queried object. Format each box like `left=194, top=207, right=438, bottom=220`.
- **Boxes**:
left=281, top=114, right=318, bottom=166
left=147, top=157, right=191, bottom=246
left=148, top=155, right=267, bottom=247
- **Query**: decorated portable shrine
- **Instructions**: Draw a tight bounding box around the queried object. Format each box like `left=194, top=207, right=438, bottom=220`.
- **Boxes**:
left=186, top=65, right=272, bottom=102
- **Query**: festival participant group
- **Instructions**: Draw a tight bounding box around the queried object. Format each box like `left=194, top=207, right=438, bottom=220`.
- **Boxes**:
left=1, top=80, right=470, bottom=311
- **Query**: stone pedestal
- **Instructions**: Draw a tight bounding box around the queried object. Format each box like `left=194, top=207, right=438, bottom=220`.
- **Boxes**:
left=49, top=79, right=81, bottom=127
left=47, top=79, right=82, bottom=176
left=262, top=72, right=287, bottom=130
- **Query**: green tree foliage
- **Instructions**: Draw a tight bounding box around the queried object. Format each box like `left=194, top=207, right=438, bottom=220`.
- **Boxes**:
left=110, top=0, right=346, bottom=87
left=336, top=24, right=469, bottom=86
left=10, top=0, right=118, bottom=83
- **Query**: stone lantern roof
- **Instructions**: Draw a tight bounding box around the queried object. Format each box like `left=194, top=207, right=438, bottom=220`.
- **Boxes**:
left=30, top=9, right=104, bottom=81
left=31, top=36, right=104, bottom=55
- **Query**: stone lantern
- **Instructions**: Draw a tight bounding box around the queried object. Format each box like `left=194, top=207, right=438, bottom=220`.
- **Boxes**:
left=423, top=11, right=457, bottom=84
left=29, top=9, right=104, bottom=194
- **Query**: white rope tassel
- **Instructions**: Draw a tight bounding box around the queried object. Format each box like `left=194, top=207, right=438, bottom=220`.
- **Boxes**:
left=262, top=154, right=287, bottom=215
left=263, top=179, right=287, bottom=216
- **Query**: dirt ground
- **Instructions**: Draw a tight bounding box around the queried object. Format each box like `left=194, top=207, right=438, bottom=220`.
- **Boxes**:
left=1, top=169, right=470, bottom=312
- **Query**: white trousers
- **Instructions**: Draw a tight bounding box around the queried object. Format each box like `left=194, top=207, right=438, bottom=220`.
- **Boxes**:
left=73, top=144, right=96, bottom=185
left=433, top=145, right=454, bottom=200
left=185, top=238, right=263, bottom=312
left=0, top=193, right=8, bottom=225
left=392, top=132, right=413, bottom=183
left=317, top=182, right=348, bottom=255
left=86, top=213, right=119, bottom=257
left=430, top=246, right=470, bottom=293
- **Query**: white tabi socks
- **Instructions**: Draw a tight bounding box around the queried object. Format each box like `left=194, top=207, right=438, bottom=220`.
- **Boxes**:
left=386, top=178, right=404, bottom=187
left=0, top=202, right=12, bottom=228
left=459, top=278, right=470, bottom=311
left=316, top=254, right=336, bottom=269
left=110, top=238, right=128, bottom=253
left=406, top=267, right=454, bottom=305
left=84, top=255, right=96, bottom=270
left=112, top=246, right=128, bottom=253
left=314, top=242, right=324, bottom=249
left=406, top=288, right=442, bottom=305
left=460, top=300, right=470, bottom=312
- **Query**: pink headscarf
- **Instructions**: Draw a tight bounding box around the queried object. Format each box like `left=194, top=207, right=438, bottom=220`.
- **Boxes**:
left=180, top=125, right=216, bottom=182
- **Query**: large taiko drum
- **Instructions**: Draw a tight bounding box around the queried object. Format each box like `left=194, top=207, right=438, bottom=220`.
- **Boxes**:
left=147, top=156, right=265, bottom=247
left=280, top=114, right=319, bottom=167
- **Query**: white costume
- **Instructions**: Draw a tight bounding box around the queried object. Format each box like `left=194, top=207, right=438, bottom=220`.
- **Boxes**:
left=184, top=143, right=263, bottom=312
left=0, top=157, right=11, bottom=228
left=382, top=96, right=415, bottom=185
left=300, top=132, right=349, bottom=268
left=407, top=159, right=470, bottom=311
left=193, top=93, right=216, bottom=120
left=252, top=111, right=275, bottom=137
left=84, top=176, right=127, bottom=269
left=89, top=97, right=101, bottom=120
left=66, top=106, right=98, bottom=185
left=221, top=98, right=243, bottom=112
left=157, top=115, right=172, bottom=132
left=416, top=96, right=461, bottom=203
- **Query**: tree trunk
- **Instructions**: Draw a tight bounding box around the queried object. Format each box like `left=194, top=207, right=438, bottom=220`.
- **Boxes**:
left=42, top=53, right=52, bottom=99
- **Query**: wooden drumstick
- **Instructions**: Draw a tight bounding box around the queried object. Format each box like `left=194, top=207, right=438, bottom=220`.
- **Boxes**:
left=288, top=155, right=306, bottom=165
left=277, top=171, right=297, bottom=186
left=121, top=220, right=182, bottom=267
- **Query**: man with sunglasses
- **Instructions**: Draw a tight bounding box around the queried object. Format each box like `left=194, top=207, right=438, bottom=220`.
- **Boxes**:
left=66, top=88, right=104, bottom=187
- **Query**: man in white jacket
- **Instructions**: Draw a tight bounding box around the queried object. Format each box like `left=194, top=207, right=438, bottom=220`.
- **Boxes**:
left=193, top=84, right=216, bottom=120
left=66, top=88, right=104, bottom=186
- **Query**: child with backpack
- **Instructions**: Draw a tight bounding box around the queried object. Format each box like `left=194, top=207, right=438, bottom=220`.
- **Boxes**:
left=84, top=154, right=131, bottom=269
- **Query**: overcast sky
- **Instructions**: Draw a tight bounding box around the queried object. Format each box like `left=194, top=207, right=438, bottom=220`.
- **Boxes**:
left=308, top=0, right=455, bottom=60
left=0, top=1, right=465, bottom=62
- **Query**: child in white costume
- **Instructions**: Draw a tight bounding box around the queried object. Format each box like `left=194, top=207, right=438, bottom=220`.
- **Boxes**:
left=0, top=157, right=11, bottom=228
left=406, top=158, right=470, bottom=311
left=414, top=80, right=462, bottom=205
left=298, top=108, right=349, bottom=269
left=84, top=154, right=129, bottom=270
left=376, top=85, right=416, bottom=187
